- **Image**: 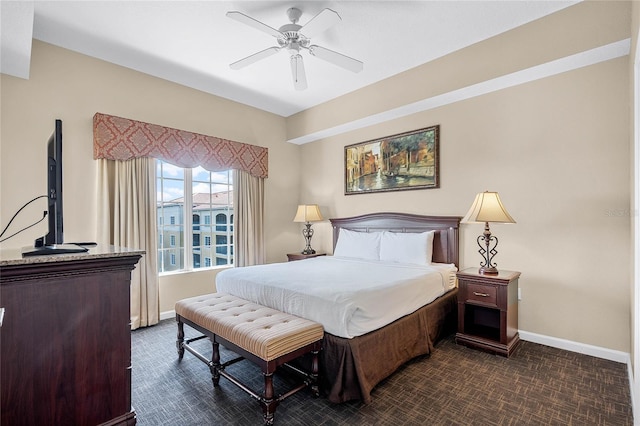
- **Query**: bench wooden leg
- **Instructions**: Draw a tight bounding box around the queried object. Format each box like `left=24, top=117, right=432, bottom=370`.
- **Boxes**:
left=176, top=318, right=185, bottom=360
left=211, top=340, right=221, bottom=387
left=310, top=349, right=320, bottom=397
left=262, top=372, right=278, bottom=426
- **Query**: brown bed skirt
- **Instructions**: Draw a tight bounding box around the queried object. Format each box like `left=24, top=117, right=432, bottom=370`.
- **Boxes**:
left=319, top=288, right=458, bottom=404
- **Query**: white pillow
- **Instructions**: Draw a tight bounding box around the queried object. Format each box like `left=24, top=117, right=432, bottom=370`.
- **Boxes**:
left=379, top=230, right=435, bottom=265
left=333, top=229, right=382, bottom=260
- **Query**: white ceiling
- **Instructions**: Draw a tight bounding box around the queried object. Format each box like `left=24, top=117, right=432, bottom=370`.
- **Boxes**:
left=2, top=1, right=578, bottom=117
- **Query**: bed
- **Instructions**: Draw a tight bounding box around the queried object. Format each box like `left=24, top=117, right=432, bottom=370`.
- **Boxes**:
left=216, top=212, right=461, bottom=404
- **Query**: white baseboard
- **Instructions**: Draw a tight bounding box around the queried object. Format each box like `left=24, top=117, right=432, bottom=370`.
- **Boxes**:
left=519, top=330, right=630, bottom=364
left=160, top=310, right=176, bottom=321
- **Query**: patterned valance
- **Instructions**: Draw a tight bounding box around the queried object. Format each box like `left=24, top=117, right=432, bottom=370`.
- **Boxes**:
left=93, top=113, right=268, bottom=179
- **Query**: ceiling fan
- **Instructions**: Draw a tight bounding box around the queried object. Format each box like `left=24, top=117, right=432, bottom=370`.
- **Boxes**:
left=226, top=7, right=364, bottom=90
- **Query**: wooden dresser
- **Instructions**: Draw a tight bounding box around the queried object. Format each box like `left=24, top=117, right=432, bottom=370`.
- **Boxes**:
left=0, top=245, right=143, bottom=426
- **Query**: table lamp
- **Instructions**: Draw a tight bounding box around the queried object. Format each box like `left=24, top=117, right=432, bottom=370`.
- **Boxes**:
left=293, top=204, right=323, bottom=254
left=462, top=191, right=516, bottom=275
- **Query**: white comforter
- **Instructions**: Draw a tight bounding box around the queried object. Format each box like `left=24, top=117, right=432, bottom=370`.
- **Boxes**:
left=215, top=256, right=457, bottom=338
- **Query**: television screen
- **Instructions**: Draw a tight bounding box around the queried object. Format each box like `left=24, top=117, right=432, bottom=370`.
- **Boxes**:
left=45, top=119, right=64, bottom=245
left=22, top=119, right=88, bottom=256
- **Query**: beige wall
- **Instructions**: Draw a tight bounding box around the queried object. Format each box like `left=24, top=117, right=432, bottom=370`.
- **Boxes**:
left=296, top=2, right=632, bottom=352
left=0, top=41, right=300, bottom=312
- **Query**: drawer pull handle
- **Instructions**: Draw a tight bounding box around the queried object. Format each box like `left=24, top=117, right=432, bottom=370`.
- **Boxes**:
left=473, top=292, right=490, bottom=297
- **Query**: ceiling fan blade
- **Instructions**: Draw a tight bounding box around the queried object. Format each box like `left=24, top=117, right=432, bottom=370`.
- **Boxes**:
left=299, top=8, right=341, bottom=38
left=230, top=47, right=281, bottom=70
left=290, top=54, right=307, bottom=90
left=308, top=45, right=363, bottom=73
left=226, top=11, right=283, bottom=38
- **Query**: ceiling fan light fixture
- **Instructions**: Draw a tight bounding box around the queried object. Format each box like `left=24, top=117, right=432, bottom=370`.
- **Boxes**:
left=287, top=41, right=301, bottom=55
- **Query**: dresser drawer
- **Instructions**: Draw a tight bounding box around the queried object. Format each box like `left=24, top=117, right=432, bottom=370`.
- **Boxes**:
left=465, top=283, right=498, bottom=307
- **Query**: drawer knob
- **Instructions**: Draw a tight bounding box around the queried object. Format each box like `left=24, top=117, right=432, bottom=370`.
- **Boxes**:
left=473, top=292, right=490, bottom=297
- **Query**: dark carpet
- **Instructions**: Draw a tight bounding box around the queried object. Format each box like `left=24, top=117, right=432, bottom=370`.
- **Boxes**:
left=131, top=319, right=632, bottom=425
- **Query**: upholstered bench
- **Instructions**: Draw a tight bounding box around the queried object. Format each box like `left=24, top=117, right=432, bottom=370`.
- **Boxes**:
left=175, top=293, right=324, bottom=426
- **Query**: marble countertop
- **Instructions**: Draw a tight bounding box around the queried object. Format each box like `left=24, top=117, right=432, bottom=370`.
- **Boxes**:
left=0, top=244, right=145, bottom=266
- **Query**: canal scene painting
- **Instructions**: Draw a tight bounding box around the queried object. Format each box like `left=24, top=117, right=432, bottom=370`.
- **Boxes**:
left=345, top=125, right=440, bottom=195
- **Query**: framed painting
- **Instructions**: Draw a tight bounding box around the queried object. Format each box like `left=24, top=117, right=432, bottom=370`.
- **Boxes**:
left=345, top=125, right=440, bottom=195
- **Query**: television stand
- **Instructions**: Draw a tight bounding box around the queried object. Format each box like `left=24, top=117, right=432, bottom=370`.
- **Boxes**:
left=21, top=243, right=88, bottom=257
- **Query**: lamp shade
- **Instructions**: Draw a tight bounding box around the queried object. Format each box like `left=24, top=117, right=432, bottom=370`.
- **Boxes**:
left=293, top=204, right=323, bottom=223
left=462, top=191, right=516, bottom=224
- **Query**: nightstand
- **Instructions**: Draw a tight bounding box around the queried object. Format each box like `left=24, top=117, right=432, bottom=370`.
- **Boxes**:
left=286, top=252, right=326, bottom=261
left=455, top=268, right=521, bottom=357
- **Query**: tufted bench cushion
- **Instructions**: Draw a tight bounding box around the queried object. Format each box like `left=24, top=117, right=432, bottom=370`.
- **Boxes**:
left=175, top=292, right=324, bottom=361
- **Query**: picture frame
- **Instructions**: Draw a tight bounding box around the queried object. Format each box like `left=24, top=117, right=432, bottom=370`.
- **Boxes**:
left=344, top=125, right=440, bottom=195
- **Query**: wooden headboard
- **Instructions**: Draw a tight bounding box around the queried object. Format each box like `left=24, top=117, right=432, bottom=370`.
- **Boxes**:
left=330, top=212, right=461, bottom=268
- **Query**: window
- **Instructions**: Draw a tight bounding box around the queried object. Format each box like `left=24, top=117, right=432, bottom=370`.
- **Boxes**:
left=216, top=213, right=227, bottom=231
left=157, top=160, right=233, bottom=273
left=215, top=235, right=227, bottom=255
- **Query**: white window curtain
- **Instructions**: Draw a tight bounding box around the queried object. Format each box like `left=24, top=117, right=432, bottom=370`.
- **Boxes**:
left=233, top=169, right=265, bottom=267
left=97, top=157, right=159, bottom=330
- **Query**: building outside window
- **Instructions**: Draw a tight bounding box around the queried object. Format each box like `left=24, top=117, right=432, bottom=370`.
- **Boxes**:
left=157, top=160, right=233, bottom=273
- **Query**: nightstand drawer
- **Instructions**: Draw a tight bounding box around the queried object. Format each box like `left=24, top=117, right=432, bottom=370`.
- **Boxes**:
left=466, top=283, right=497, bottom=307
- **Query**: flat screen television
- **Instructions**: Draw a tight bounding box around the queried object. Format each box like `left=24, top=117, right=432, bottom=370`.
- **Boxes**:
left=22, top=119, right=88, bottom=256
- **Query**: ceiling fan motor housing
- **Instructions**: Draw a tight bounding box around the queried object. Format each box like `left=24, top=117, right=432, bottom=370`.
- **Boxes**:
left=277, top=25, right=310, bottom=55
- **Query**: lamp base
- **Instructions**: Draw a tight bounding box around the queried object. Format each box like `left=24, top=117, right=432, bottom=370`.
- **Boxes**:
left=479, top=266, right=499, bottom=275
left=476, top=223, right=500, bottom=276
left=301, top=222, right=316, bottom=255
